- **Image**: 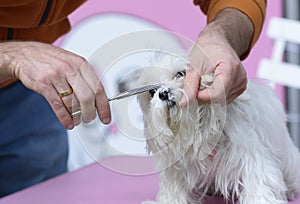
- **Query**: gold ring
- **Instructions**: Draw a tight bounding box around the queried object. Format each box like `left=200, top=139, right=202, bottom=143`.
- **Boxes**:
left=58, top=88, right=73, bottom=98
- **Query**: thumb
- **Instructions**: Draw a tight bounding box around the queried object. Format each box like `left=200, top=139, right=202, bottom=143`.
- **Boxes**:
left=179, top=66, right=200, bottom=107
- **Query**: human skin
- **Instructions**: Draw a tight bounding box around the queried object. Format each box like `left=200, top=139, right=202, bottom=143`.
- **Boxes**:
left=181, top=8, right=254, bottom=105
left=0, top=41, right=111, bottom=129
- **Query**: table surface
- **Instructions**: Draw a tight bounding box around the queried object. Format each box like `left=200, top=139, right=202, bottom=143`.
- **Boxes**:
left=0, top=156, right=299, bottom=204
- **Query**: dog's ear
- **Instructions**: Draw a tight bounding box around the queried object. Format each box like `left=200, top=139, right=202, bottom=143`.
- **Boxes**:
left=116, top=68, right=144, bottom=93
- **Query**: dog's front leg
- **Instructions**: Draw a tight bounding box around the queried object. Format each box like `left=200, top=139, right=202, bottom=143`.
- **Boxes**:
left=142, top=166, right=194, bottom=204
left=237, top=150, right=288, bottom=204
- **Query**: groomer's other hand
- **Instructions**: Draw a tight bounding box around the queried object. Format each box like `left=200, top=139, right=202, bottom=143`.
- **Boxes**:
left=1, top=41, right=111, bottom=129
left=180, top=8, right=253, bottom=106
left=180, top=34, right=247, bottom=105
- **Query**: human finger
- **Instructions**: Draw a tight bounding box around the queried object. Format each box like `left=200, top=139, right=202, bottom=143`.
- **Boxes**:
left=44, top=86, right=75, bottom=130
left=197, top=76, right=227, bottom=104
left=52, top=78, right=82, bottom=124
left=79, top=62, right=111, bottom=124
left=179, top=65, right=200, bottom=107
left=52, top=74, right=83, bottom=123
left=226, top=75, right=247, bottom=103
left=61, top=92, right=81, bottom=126
left=223, top=62, right=247, bottom=103
left=68, top=73, right=97, bottom=124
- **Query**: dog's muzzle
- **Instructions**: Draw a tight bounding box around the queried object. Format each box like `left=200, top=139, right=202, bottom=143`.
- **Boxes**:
left=150, top=87, right=176, bottom=108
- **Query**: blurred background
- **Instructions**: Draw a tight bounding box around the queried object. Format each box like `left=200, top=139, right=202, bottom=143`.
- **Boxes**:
left=53, top=0, right=300, bottom=171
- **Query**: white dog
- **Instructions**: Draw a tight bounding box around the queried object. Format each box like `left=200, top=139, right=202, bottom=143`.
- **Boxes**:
left=136, top=52, right=300, bottom=204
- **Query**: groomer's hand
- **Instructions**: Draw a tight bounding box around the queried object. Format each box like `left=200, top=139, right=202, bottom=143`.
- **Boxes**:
left=180, top=8, right=253, bottom=106
left=180, top=33, right=247, bottom=105
left=1, top=41, right=111, bottom=129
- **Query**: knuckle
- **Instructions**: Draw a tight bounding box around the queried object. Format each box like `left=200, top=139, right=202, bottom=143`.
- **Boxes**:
left=75, top=55, right=86, bottom=64
left=58, top=60, right=73, bottom=72
left=50, top=98, right=65, bottom=110
left=68, top=72, right=80, bottom=83
left=73, top=56, right=87, bottom=69
left=36, top=67, right=63, bottom=85
left=231, top=58, right=240, bottom=70
left=63, top=56, right=87, bottom=78
left=36, top=72, right=52, bottom=85
left=94, top=84, right=104, bottom=96
left=80, top=91, right=94, bottom=104
left=33, top=80, right=48, bottom=94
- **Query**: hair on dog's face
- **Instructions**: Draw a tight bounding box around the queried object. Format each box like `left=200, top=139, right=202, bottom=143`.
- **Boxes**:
left=137, top=53, right=188, bottom=111
left=136, top=53, right=198, bottom=155
left=145, top=67, right=186, bottom=109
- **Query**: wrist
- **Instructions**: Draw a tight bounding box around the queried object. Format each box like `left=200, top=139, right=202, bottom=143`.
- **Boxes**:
left=197, top=20, right=230, bottom=48
left=201, top=8, right=254, bottom=58
left=0, top=42, right=17, bottom=83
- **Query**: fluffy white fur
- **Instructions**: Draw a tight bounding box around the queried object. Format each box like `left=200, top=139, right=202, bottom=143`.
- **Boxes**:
left=136, top=53, right=300, bottom=204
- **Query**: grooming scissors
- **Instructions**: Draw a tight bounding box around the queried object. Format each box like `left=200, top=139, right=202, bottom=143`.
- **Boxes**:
left=108, top=84, right=161, bottom=101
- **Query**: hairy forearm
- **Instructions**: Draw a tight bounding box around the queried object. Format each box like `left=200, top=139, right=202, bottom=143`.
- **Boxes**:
left=0, top=47, right=11, bottom=83
left=0, top=44, right=13, bottom=83
left=200, top=8, right=254, bottom=58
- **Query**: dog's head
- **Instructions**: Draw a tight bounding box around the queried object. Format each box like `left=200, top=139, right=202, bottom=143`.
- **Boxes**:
left=137, top=52, right=188, bottom=109
left=135, top=52, right=223, bottom=159
left=135, top=52, right=199, bottom=154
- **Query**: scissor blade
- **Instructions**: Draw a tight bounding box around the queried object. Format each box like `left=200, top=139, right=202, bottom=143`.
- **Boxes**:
left=108, top=84, right=161, bottom=101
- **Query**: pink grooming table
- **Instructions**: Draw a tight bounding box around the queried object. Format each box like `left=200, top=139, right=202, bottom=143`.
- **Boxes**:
left=0, top=156, right=299, bottom=204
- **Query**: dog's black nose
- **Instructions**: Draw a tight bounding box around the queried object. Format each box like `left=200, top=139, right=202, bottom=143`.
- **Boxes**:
left=159, top=90, right=169, bottom=100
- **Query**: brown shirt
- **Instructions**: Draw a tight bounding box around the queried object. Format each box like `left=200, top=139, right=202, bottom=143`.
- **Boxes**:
left=0, top=0, right=86, bottom=43
left=194, top=0, right=267, bottom=49
left=0, top=0, right=86, bottom=87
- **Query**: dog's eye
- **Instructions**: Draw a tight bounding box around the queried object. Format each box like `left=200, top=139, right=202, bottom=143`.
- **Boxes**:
left=149, top=89, right=156, bottom=97
left=174, top=71, right=186, bottom=79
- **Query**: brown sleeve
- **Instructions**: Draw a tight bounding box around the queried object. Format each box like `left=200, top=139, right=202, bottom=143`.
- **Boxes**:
left=194, top=0, right=267, bottom=49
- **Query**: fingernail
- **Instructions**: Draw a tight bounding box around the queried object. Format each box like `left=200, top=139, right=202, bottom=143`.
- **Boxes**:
left=67, top=124, right=74, bottom=130
left=102, top=117, right=111, bottom=124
